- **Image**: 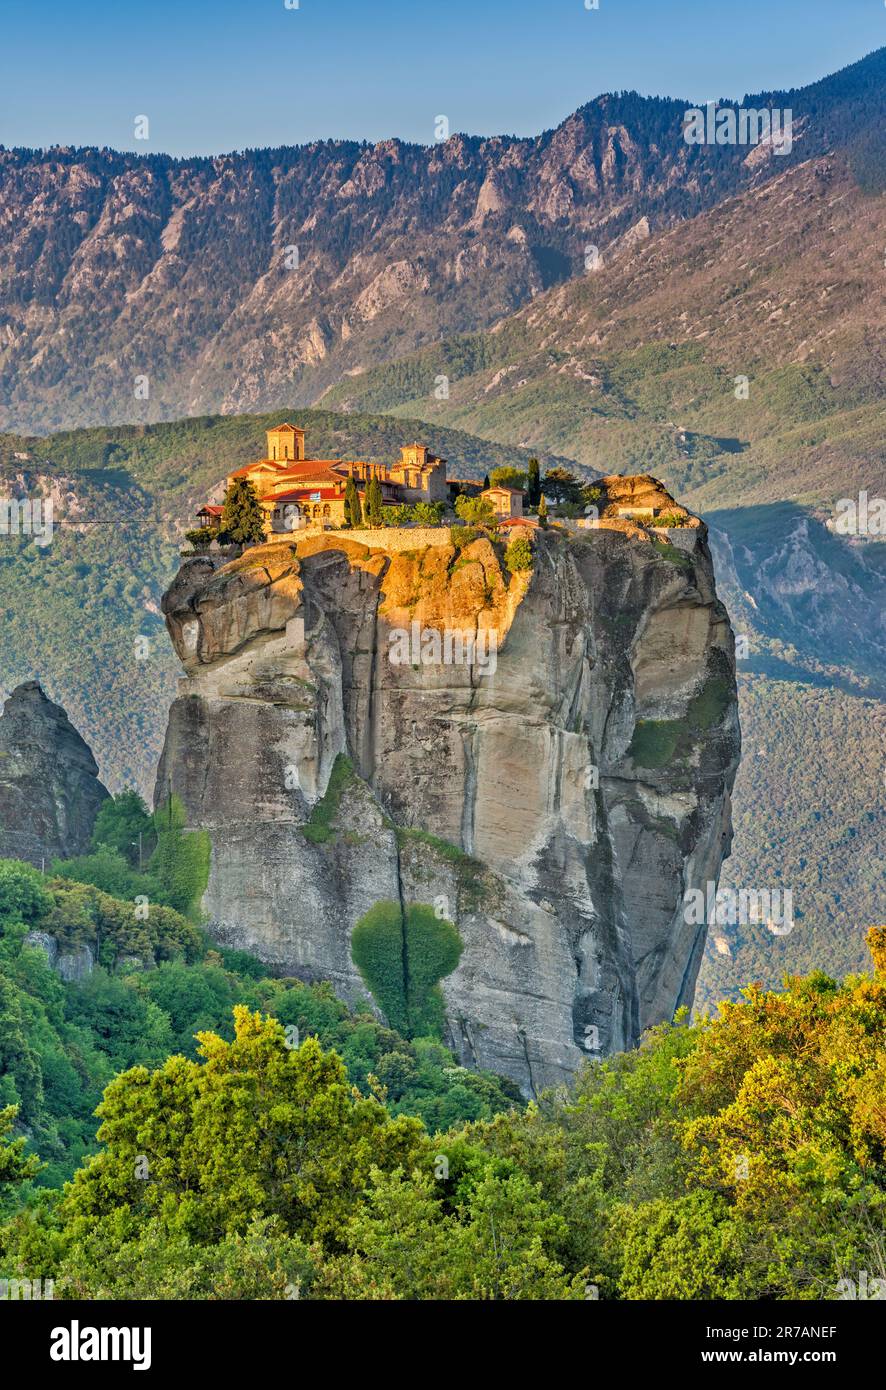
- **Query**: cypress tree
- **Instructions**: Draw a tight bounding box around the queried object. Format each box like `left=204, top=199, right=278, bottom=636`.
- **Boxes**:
left=344, top=476, right=363, bottom=529
left=221, top=478, right=266, bottom=545
left=538, top=495, right=548, bottom=528
left=527, top=457, right=541, bottom=507
left=366, top=475, right=384, bottom=527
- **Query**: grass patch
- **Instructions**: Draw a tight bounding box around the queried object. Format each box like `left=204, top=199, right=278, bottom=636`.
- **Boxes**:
left=650, top=537, right=693, bottom=569
left=395, top=828, right=488, bottom=910
left=629, top=675, right=734, bottom=768
left=627, top=719, right=685, bottom=769
left=302, top=754, right=356, bottom=844
left=687, top=675, right=733, bottom=731
left=351, top=900, right=462, bottom=1039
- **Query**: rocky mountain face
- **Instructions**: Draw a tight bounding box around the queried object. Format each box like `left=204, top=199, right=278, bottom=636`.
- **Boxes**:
left=0, top=681, right=109, bottom=865
left=1, top=48, right=881, bottom=434
left=322, top=153, right=885, bottom=511
left=156, top=494, right=739, bottom=1094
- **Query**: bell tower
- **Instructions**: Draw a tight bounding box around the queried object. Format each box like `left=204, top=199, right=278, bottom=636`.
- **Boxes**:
left=266, top=424, right=305, bottom=462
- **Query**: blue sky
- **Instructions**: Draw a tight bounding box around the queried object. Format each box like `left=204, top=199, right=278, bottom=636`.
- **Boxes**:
left=0, top=0, right=881, bottom=155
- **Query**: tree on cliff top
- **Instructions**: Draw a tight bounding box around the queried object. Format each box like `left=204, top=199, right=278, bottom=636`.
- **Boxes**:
left=454, top=494, right=494, bottom=526
left=344, top=476, right=363, bottom=529
left=221, top=478, right=266, bottom=545
left=541, top=467, right=584, bottom=506
left=366, top=475, right=384, bottom=527
left=489, top=466, right=525, bottom=490
left=526, top=458, right=541, bottom=507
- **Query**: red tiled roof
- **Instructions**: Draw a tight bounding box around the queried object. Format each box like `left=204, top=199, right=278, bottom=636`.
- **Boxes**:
left=229, top=458, right=287, bottom=478
left=198, top=504, right=224, bottom=516
left=274, top=488, right=342, bottom=502
left=234, top=461, right=347, bottom=485
left=498, top=517, right=536, bottom=528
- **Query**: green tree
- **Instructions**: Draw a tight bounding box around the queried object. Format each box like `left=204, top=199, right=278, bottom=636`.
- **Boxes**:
left=351, top=901, right=462, bottom=1039
left=0, top=1105, right=42, bottom=1196
left=454, top=495, right=495, bottom=526
left=0, top=860, right=52, bottom=924
left=365, top=476, right=384, bottom=527
left=505, top=535, right=533, bottom=574
left=344, top=476, right=363, bottom=529
left=541, top=467, right=584, bottom=506
left=538, top=495, right=548, bottom=527
left=0, top=975, right=44, bottom=1124
left=58, top=1008, right=426, bottom=1257
left=411, top=501, right=444, bottom=526
left=92, top=790, right=154, bottom=868
left=526, top=457, right=541, bottom=507
left=489, top=466, right=526, bottom=490
left=316, top=1163, right=585, bottom=1300
left=221, top=478, right=266, bottom=545
left=184, top=527, right=216, bottom=550
left=52, top=845, right=158, bottom=903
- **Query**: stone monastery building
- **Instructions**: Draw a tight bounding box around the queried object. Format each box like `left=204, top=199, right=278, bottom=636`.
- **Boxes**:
left=199, top=425, right=452, bottom=534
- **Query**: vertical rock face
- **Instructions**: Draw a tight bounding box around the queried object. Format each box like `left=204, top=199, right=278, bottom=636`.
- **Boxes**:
left=157, top=497, right=740, bottom=1094
left=0, top=681, right=109, bottom=865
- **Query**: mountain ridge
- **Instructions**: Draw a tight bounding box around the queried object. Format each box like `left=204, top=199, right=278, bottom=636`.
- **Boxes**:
left=2, top=48, right=882, bottom=435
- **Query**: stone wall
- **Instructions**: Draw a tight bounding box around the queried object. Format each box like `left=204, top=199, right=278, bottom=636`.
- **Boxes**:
left=346, top=526, right=453, bottom=552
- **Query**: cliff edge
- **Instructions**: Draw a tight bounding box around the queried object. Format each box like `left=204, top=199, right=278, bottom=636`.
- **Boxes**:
left=156, top=488, right=740, bottom=1093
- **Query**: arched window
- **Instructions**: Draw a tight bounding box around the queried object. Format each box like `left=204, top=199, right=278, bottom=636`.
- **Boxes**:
left=322, top=504, right=330, bottom=517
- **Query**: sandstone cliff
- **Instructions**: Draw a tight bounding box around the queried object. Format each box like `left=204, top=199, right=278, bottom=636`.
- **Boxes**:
left=0, top=681, right=109, bottom=865
left=157, top=496, right=740, bottom=1093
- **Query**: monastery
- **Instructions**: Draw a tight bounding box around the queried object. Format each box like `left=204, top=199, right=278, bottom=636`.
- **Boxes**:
left=198, top=424, right=461, bottom=534
left=198, top=425, right=527, bottom=537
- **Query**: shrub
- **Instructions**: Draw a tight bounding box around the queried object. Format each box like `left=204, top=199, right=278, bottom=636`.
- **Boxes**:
left=505, top=535, right=533, bottom=574
left=627, top=719, right=684, bottom=769
left=351, top=901, right=463, bottom=1039
left=184, top=527, right=216, bottom=549
left=149, top=796, right=211, bottom=919
left=411, top=502, right=445, bottom=526
left=455, top=495, right=494, bottom=525
left=0, top=860, right=52, bottom=924
left=51, top=846, right=158, bottom=903
left=451, top=525, right=480, bottom=549
left=301, top=755, right=356, bottom=845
